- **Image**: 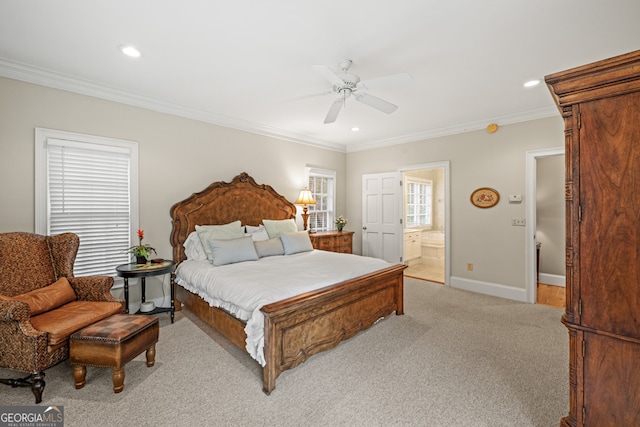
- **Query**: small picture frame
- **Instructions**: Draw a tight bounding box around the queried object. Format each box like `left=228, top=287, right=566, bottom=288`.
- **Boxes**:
left=470, top=187, right=500, bottom=208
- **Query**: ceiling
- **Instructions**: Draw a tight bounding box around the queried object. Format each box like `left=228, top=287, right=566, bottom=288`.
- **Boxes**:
left=1, top=1, right=639, bottom=152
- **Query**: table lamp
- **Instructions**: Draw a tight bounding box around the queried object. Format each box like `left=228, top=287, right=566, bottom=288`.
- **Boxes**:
left=294, top=189, right=316, bottom=231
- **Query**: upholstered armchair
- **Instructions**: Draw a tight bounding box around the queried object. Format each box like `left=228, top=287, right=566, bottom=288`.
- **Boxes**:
left=0, top=232, right=125, bottom=403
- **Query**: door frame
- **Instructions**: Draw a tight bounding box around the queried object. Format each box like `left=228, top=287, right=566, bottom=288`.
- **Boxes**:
left=525, top=147, right=565, bottom=303
left=398, top=161, right=451, bottom=287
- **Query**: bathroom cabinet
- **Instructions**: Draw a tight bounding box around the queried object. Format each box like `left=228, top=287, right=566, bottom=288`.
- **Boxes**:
left=404, top=231, right=421, bottom=262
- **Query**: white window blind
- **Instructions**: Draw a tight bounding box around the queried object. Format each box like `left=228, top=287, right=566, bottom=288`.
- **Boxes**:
left=35, top=129, right=138, bottom=278
left=306, top=167, right=335, bottom=232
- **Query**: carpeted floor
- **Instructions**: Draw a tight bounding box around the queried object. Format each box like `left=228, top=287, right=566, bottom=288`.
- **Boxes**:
left=0, top=278, right=568, bottom=426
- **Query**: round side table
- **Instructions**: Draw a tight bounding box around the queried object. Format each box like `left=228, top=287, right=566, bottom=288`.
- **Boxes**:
left=115, top=260, right=176, bottom=323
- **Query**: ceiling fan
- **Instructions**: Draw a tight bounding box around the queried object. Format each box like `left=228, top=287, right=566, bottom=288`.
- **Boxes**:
left=312, top=59, right=412, bottom=124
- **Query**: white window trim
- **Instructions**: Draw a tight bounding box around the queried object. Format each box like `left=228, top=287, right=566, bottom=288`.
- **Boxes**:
left=34, top=127, right=139, bottom=280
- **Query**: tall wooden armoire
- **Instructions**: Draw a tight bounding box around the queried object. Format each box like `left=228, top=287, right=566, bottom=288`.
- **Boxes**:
left=546, top=50, right=640, bottom=426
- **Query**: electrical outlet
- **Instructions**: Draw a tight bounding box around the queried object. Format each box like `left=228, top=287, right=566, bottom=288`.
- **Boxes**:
left=511, top=218, right=526, bottom=226
left=467, top=263, right=473, bottom=271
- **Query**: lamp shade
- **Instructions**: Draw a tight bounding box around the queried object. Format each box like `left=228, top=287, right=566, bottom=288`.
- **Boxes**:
left=294, top=189, right=316, bottom=205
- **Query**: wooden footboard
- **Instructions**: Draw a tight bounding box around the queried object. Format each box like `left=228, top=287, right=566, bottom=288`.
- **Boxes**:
left=175, top=263, right=405, bottom=394
left=261, top=263, right=405, bottom=393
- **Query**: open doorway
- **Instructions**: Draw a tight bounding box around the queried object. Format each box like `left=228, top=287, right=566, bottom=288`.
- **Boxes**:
left=525, top=148, right=565, bottom=305
left=399, top=162, right=450, bottom=285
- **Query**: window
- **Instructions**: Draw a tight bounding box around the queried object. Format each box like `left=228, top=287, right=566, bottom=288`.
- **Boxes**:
left=306, top=167, right=335, bottom=232
left=405, top=178, right=432, bottom=227
left=35, top=128, right=138, bottom=277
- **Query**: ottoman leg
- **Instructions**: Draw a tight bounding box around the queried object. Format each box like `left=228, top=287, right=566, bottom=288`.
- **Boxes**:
left=146, top=344, right=156, bottom=367
left=112, top=367, right=125, bottom=393
left=73, top=366, right=86, bottom=389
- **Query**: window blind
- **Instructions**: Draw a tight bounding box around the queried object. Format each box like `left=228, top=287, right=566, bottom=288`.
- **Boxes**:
left=307, top=168, right=335, bottom=232
left=46, top=139, right=132, bottom=276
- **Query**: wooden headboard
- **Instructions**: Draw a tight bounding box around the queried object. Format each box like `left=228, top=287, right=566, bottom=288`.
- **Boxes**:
left=169, top=172, right=297, bottom=263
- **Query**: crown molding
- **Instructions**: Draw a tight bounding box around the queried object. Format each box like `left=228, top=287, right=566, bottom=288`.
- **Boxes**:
left=0, top=57, right=558, bottom=155
left=346, top=106, right=560, bottom=153
left=0, top=58, right=346, bottom=153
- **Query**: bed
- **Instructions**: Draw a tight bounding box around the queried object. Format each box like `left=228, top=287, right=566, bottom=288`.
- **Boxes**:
left=169, top=172, right=406, bottom=394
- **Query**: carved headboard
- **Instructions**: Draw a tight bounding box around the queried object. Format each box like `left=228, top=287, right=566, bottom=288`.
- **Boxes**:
left=169, top=172, right=297, bottom=263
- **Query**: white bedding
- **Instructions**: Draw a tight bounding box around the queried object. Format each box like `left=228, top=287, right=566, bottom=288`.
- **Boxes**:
left=175, top=250, right=392, bottom=366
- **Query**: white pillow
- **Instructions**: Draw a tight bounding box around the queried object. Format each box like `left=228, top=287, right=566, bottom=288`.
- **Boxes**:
left=263, top=219, right=297, bottom=238
left=184, top=231, right=207, bottom=261
left=254, top=237, right=285, bottom=258
left=245, top=224, right=270, bottom=242
left=196, top=221, right=244, bottom=260
left=280, top=231, right=314, bottom=255
left=245, top=225, right=263, bottom=233
left=209, top=236, right=259, bottom=266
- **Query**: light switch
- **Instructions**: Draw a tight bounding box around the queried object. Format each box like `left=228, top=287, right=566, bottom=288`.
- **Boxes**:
left=509, top=194, right=522, bottom=203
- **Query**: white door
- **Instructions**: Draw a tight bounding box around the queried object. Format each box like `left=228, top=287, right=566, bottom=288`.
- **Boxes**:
left=362, top=172, right=402, bottom=263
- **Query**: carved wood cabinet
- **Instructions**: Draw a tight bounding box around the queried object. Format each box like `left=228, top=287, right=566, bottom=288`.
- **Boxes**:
left=546, top=50, right=640, bottom=427
left=309, top=231, right=353, bottom=254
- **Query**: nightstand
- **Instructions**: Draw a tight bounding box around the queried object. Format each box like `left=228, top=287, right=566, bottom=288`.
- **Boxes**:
left=309, top=231, right=354, bottom=254
left=115, top=260, right=176, bottom=323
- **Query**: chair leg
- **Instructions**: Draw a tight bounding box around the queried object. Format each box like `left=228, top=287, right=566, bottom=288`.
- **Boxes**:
left=32, top=373, right=46, bottom=404
left=0, top=372, right=46, bottom=404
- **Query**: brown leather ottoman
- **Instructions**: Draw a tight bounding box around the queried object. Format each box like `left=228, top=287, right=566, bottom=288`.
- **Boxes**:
left=69, top=314, right=159, bottom=393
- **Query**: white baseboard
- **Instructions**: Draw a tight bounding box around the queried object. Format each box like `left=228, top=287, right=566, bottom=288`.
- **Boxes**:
left=538, top=273, right=565, bottom=287
left=450, top=276, right=528, bottom=302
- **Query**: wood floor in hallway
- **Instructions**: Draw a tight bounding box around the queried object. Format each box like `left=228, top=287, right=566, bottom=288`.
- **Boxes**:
left=536, top=283, right=565, bottom=309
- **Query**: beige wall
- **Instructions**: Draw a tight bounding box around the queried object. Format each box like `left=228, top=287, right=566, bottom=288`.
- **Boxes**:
left=1, top=75, right=567, bottom=298
left=0, top=77, right=345, bottom=254
left=346, top=117, right=564, bottom=292
left=0, top=77, right=345, bottom=304
left=536, top=155, right=565, bottom=276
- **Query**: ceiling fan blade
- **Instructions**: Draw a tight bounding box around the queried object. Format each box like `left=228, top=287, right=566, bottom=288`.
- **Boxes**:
left=324, top=98, right=343, bottom=124
left=354, top=93, right=398, bottom=114
left=286, top=90, right=332, bottom=103
left=312, top=65, right=346, bottom=88
left=357, top=73, right=413, bottom=91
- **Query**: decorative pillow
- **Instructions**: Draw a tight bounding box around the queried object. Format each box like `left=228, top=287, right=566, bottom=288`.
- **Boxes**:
left=280, top=231, right=314, bottom=255
left=209, top=236, right=259, bottom=266
left=184, top=231, right=208, bottom=261
left=263, top=219, right=297, bottom=238
left=196, top=221, right=244, bottom=260
left=8, top=277, right=76, bottom=315
left=245, top=225, right=270, bottom=242
left=254, top=237, right=285, bottom=258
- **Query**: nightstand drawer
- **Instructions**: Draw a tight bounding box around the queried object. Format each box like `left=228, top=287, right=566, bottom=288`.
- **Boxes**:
left=315, top=237, right=337, bottom=251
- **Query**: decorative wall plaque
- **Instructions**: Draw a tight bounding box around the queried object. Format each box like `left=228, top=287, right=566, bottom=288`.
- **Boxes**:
left=470, top=187, right=500, bottom=208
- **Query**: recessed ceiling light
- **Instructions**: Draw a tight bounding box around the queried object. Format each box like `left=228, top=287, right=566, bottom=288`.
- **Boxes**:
left=351, top=127, right=360, bottom=132
left=119, top=45, right=141, bottom=58
left=523, top=79, right=540, bottom=88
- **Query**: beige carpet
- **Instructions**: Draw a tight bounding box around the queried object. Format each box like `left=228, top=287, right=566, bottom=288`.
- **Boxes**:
left=0, top=278, right=568, bottom=426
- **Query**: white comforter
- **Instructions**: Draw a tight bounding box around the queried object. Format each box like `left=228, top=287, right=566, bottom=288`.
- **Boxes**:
left=175, top=250, right=391, bottom=366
